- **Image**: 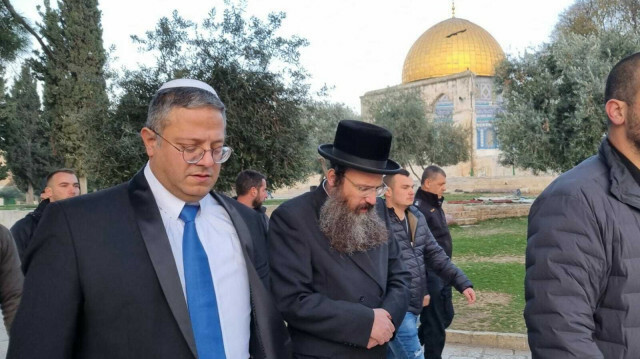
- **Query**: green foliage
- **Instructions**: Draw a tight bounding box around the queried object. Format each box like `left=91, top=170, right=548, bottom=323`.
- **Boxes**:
left=0, top=185, right=25, bottom=203
left=0, top=63, right=57, bottom=196
left=494, top=31, right=640, bottom=173
left=370, top=91, right=470, bottom=176
left=0, top=2, right=29, bottom=64
left=303, top=100, right=359, bottom=173
left=33, top=0, right=110, bottom=180
left=89, top=70, right=159, bottom=188
left=106, top=3, right=314, bottom=191
left=496, top=0, right=640, bottom=174
left=554, top=0, right=640, bottom=39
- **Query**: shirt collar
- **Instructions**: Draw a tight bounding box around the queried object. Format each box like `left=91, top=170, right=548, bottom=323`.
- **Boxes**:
left=144, top=162, right=210, bottom=220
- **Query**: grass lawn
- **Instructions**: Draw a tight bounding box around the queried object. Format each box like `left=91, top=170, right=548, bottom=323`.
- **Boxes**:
left=447, top=216, right=528, bottom=334
left=451, top=217, right=528, bottom=258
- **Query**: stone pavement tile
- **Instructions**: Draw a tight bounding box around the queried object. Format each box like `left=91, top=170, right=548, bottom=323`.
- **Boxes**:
left=0, top=325, right=7, bottom=358
left=443, top=343, right=531, bottom=359
left=443, top=344, right=482, bottom=356
left=483, top=347, right=516, bottom=355
left=514, top=350, right=532, bottom=357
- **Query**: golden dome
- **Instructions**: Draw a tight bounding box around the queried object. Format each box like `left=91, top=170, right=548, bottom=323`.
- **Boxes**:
left=402, top=17, right=505, bottom=83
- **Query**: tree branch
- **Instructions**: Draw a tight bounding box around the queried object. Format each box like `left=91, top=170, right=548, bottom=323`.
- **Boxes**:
left=2, top=0, right=55, bottom=60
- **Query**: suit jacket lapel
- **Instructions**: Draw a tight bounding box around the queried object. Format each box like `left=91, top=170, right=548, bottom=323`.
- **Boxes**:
left=128, top=168, right=198, bottom=358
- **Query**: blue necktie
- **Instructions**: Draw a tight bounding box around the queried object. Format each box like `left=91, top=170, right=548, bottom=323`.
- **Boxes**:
left=180, top=204, right=226, bottom=359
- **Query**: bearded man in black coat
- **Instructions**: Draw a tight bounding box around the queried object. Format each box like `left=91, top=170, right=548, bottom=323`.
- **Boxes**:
left=269, top=120, right=411, bottom=359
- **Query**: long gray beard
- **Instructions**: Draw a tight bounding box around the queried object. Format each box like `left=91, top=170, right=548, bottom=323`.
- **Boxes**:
left=319, top=193, right=389, bottom=255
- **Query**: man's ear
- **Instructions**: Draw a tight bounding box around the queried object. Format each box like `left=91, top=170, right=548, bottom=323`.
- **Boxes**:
left=43, top=187, right=53, bottom=198
left=606, top=99, right=627, bottom=126
left=251, top=187, right=258, bottom=197
left=140, top=127, right=159, bottom=157
left=326, top=169, right=336, bottom=187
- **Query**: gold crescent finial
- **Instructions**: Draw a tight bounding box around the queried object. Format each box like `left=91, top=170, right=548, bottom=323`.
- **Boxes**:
left=452, top=0, right=456, bottom=18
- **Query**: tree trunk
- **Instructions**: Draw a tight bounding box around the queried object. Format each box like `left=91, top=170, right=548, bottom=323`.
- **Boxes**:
left=80, top=176, right=88, bottom=195
left=26, top=183, right=35, bottom=205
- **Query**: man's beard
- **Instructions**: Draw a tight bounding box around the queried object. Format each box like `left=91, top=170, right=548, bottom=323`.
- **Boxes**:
left=251, top=196, right=263, bottom=209
left=319, top=190, right=389, bottom=255
left=627, top=104, right=640, bottom=152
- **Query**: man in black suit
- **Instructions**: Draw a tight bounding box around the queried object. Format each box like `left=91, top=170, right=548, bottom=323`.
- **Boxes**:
left=269, top=120, right=410, bottom=358
left=8, top=79, right=291, bottom=359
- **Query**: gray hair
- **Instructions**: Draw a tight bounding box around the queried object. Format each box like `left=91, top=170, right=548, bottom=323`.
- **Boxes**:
left=145, top=87, right=226, bottom=133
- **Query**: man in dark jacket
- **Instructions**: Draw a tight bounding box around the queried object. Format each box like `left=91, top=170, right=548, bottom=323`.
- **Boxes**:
left=413, top=165, right=454, bottom=359
left=9, top=79, right=290, bottom=359
left=235, top=169, right=270, bottom=230
left=269, top=120, right=410, bottom=358
left=384, top=170, right=474, bottom=359
left=525, top=52, right=640, bottom=359
left=10, top=168, right=80, bottom=261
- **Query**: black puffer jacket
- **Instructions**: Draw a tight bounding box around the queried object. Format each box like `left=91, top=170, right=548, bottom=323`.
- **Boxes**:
left=525, top=138, right=640, bottom=358
left=387, top=207, right=428, bottom=315
left=388, top=205, right=472, bottom=315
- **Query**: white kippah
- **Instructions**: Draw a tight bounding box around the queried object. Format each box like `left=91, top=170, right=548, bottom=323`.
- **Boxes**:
left=157, top=79, right=218, bottom=97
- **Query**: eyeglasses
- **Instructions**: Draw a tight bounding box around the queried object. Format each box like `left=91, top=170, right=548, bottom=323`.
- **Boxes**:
left=151, top=129, right=233, bottom=164
left=343, top=175, right=388, bottom=197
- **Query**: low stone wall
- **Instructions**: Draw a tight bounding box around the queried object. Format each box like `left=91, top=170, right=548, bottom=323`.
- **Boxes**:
left=446, top=175, right=556, bottom=195
left=0, top=210, right=29, bottom=229
left=443, top=202, right=531, bottom=225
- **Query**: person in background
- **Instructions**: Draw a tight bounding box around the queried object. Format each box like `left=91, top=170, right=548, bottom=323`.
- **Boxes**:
left=413, top=165, right=455, bottom=359
left=269, top=120, right=410, bottom=358
left=384, top=169, right=474, bottom=359
left=10, top=168, right=80, bottom=261
left=0, top=224, right=22, bottom=332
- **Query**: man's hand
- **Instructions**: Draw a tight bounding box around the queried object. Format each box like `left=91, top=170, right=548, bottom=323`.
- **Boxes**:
left=462, top=287, right=476, bottom=304
left=369, top=308, right=394, bottom=348
left=423, top=294, right=431, bottom=307
left=366, top=337, right=380, bottom=349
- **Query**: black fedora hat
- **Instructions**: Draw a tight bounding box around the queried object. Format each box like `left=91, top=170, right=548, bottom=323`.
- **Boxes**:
left=318, top=120, right=401, bottom=174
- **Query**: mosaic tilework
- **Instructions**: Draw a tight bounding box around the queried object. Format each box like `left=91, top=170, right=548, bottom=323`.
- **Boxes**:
left=435, top=95, right=454, bottom=123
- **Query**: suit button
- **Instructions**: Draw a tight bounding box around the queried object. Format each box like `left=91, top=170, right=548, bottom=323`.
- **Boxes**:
left=359, top=296, right=365, bottom=302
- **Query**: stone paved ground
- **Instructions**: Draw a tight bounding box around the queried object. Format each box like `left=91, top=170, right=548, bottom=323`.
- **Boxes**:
left=443, top=343, right=531, bottom=359
left=0, top=325, right=7, bottom=358
left=0, top=325, right=532, bottom=358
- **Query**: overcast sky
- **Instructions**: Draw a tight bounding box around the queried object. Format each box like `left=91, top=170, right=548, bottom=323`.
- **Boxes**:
left=12, top=0, right=575, bottom=112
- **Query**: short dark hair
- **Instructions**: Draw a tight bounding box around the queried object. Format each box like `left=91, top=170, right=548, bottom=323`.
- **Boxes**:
left=235, top=170, right=266, bottom=196
left=605, top=52, right=640, bottom=105
left=46, top=168, right=77, bottom=186
left=421, top=165, right=446, bottom=184
left=383, top=169, right=410, bottom=187
left=146, top=87, right=226, bottom=133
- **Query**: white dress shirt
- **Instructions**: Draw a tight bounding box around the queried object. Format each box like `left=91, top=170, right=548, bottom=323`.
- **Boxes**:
left=144, top=164, right=251, bottom=359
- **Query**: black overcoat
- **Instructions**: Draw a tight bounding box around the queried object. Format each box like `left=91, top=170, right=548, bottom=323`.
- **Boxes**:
left=8, top=167, right=291, bottom=359
left=269, top=186, right=410, bottom=359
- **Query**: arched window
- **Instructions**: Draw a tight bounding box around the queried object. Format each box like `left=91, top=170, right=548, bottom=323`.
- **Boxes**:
left=434, top=94, right=453, bottom=123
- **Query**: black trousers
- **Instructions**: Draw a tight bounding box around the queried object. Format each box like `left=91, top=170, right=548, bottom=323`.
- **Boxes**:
left=418, top=270, right=454, bottom=359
